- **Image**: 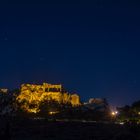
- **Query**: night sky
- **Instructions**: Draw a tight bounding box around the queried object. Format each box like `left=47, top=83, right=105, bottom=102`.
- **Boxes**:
left=0, top=2, right=140, bottom=106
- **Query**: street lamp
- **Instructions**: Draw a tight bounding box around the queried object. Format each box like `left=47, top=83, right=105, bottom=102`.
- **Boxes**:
left=111, top=111, right=118, bottom=116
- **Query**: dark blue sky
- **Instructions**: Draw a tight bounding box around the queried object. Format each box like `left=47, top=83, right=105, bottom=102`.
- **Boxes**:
left=0, top=2, right=140, bottom=106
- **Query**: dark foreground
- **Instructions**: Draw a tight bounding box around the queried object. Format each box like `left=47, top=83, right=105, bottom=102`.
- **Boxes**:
left=0, top=118, right=140, bottom=140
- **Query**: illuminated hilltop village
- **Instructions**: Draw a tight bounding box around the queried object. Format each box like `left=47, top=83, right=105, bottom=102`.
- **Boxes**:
left=16, top=83, right=80, bottom=113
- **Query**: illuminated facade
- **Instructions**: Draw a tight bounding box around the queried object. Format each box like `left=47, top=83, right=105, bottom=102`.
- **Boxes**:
left=16, top=83, right=80, bottom=113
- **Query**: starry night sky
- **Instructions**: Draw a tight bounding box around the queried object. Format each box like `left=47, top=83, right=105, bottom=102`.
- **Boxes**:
left=0, top=1, right=140, bottom=106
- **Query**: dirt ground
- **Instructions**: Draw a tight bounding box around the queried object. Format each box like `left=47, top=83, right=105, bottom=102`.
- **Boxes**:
left=0, top=119, right=139, bottom=140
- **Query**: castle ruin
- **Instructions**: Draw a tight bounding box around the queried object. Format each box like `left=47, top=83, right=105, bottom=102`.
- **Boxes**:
left=16, top=83, right=80, bottom=113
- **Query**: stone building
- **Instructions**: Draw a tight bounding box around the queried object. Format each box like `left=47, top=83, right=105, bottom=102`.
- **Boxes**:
left=71, top=94, right=80, bottom=106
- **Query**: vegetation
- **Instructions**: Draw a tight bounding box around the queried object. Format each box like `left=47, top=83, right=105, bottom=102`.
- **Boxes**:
left=117, top=100, right=140, bottom=123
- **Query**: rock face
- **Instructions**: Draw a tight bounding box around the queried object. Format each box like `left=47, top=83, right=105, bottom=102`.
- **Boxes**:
left=16, top=83, right=80, bottom=113
left=84, top=98, right=109, bottom=112
left=0, top=89, right=8, bottom=94
left=89, top=98, right=105, bottom=104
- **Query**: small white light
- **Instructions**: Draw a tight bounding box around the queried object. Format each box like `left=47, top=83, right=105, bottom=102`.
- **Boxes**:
left=119, top=122, right=124, bottom=125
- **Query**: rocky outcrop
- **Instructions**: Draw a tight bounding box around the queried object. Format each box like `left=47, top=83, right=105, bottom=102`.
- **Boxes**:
left=83, top=98, right=109, bottom=112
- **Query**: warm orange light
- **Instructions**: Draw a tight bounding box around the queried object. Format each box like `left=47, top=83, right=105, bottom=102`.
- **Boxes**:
left=111, top=112, right=115, bottom=116
left=49, top=111, right=59, bottom=115
left=29, top=109, right=38, bottom=114
left=111, top=111, right=118, bottom=116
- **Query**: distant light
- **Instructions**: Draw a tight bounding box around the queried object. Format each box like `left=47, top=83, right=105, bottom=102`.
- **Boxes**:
left=138, top=112, right=140, bottom=115
left=30, top=109, right=37, bottom=114
left=111, top=111, right=118, bottom=116
left=119, top=122, right=124, bottom=125
left=49, top=111, right=59, bottom=115
left=111, top=112, right=115, bottom=116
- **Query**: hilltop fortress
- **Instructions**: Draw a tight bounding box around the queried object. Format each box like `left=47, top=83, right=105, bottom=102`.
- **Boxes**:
left=0, top=83, right=109, bottom=114
left=16, top=83, right=80, bottom=113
